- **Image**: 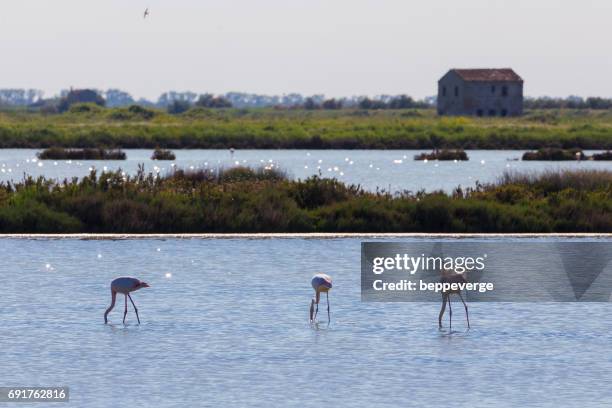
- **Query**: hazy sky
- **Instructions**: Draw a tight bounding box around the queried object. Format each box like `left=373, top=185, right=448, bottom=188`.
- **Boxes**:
left=1, top=0, right=611, bottom=100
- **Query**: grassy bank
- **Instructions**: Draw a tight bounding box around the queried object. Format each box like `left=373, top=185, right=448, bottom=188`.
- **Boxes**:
left=0, top=167, right=610, bottom=233
left=1, top=106, right=612, bottom=149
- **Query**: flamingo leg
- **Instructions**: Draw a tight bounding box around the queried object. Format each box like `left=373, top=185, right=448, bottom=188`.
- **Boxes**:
left=104, top=290, right=117, bottom=324
left=326, top=292, right=330, bottom=323
left=313, top=291, right=320, bottom=321
left=438, top=295, right=447, bottom=329
left=448, top=295, right=453, bottom=331
left=128, top=294, right=141, bottom=324
left=309, top=299, right=315, bottom=322
left=123, top=295, right=128, bottom=324
left=458, top=292, right=470, bottom=329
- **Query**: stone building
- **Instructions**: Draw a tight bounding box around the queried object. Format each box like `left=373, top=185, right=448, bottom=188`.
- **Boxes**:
left=437, top=68, right=523, bottom=117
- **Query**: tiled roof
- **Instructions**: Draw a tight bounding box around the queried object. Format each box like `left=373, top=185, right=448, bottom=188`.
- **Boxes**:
left=452, top=68, right=523, bottom=82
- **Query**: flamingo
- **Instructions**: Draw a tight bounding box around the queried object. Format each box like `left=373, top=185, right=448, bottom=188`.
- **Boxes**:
left=438, top=270, right=470, bottom=330
left=309, top=274, right=332, bottom=323
left=104, top=277, right=150, bottom=324
left=143, top=8, right=150, bottom=19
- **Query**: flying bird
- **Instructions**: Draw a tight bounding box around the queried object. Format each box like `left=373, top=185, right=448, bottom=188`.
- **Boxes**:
left=144, top=8, right=150, bottom=19
left=104, top=277, right=150, bottom=325
left=309, top=274, right=332, bottom=323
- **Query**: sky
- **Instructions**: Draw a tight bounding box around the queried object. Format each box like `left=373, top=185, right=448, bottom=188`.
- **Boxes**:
left=1, top=0, right=612, bottom=100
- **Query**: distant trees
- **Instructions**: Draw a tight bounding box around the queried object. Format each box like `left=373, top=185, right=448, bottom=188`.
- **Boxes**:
left=58, top=89, right=105, bottom=112
left=358, top=97, right=387, bottom=110
left=358, top=95, right=430, bottom=110
left=524, top=96, right=612, bottom=110
left=165, top=93, right=234, bottom=114
left=166, top=100, right=192, bottom=114
left=0, top=87, right=435, bottom=111
left=303, top=97, right=319, bottom=110
left=301, top=98, right=344, bottom=110
left=195, top=93, right=232, bottom=108
left=104, top=89, right=135, bottom=107
left=7, top=86, right=612, bottom=112
left=0, top=89, right=43, bottom=106
left=158, top=91, right=198, bottom=107
left=322, top=98, right=343, bottom=110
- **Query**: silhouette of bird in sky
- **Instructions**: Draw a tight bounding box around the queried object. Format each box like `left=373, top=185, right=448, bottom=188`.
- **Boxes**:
left=143, top=8, right=150, bottom=19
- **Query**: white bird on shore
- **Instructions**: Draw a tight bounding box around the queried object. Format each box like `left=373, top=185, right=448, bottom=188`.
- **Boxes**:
left=104, top=277, right=150, bottom=324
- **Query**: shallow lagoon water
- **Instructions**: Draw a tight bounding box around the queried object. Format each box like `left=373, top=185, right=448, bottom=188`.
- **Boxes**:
left=1, top=237, right=612, bottom=407
left=1, top=149, right=612, bottom=192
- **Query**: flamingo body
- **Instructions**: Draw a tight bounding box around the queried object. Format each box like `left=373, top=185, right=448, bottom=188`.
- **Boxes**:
left=111, top=277, right=143, bottom=294
left=311, top=274, right=332, bottom=292
left=310, top=274, right=332, bottom=322
left=104, top=276, right=149, bottom=324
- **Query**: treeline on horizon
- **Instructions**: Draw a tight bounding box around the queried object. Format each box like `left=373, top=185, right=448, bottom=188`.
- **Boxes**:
left=0, top=88, right=434, bottom=111
left=2, top=88, right=612, bottom=111
left=0, top=167, right=610, bottom=233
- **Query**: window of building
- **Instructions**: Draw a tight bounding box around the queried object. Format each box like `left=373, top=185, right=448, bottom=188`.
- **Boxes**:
left=476, top=109, right=483, bottom=117
left=454, top=86, right=459, bottom=97
left=501, top=109, right=508, bottom=117
left=491, top=85, right=496, bottom=94
left=442, top=86, right=446, bottom=97
left=502, top=86, right=508, bottom=97
left=488, top=109, right=496, bottom=117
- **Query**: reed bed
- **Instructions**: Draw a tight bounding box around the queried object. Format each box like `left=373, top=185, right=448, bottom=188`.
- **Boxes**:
left=0, top=167, right=609, bottom=233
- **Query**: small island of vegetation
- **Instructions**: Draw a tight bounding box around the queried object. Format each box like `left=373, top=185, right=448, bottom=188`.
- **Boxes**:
left=151, top=148, right=176, bottom=160
left=414, top=149, right=469, bottom=161
left=522, top=148, right=612, bottom=161
left=522, top=148, right=585, bottom=161
left=592, top=151, right=612, bottom=161
left=37, top=147, right=126, bottom=160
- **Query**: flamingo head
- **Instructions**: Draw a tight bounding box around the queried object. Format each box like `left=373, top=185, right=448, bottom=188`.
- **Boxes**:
left=138, top=281, right=151, bottom=289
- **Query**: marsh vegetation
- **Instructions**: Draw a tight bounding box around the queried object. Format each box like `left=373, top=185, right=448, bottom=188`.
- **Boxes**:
left=151, top=148, right=176, bottom=160
left=414, top=149, right=469, bottom=161
left=0, top=166, right=609, bottom=233
left=37, top=147, right=126, bottom=160
left=1, top=106, right=612, bottom=150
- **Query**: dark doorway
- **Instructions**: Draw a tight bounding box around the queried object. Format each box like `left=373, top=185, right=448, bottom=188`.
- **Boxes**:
left=476, top=109, right=484, bottom=117
left=501, top=109, right=508, bottom=117
left=488, top=109, right=496, bottom=117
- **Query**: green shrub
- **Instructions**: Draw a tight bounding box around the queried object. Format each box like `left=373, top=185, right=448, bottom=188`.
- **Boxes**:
left=0, top=168, right=609, bottom=232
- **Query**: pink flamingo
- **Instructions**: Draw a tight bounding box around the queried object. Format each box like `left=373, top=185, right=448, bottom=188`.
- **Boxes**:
left=104, top=277, right=150, bottom=324
left=309, top=274, right=332, bottom=323
left=438, top=270, right=470, bottom=330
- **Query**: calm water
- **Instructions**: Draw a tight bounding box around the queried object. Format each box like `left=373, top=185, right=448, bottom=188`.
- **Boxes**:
left=1, top=237, right=612, bottom=408
left=1, top=149, right=612, bottom=192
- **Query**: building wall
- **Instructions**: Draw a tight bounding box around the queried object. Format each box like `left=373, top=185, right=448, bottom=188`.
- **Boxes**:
left=437, top=72, right=523, bottom=117
left=463, top=82, right=523, bottom=117
left=437, top=71, right=466, bottom=116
